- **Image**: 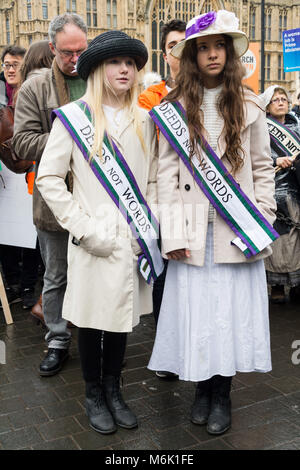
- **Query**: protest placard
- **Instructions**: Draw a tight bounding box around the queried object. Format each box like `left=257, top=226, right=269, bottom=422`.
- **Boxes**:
left=282, top=28, right=300, bottom=72
left=0, top=165, right=37, bottom=248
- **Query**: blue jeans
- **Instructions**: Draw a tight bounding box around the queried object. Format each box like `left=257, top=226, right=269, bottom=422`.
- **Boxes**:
left=37, top=229, right=71, bottom=350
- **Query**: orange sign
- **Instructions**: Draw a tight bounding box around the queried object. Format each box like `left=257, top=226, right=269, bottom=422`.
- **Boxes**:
left=241, top=42, right=259, bottom=95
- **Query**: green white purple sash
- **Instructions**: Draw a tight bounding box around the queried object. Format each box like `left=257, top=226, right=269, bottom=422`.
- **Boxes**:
left=150, top=101, right=279, bottom=258
left=267, top=116, right=300, bottom=157
left=52, top=100, right=164, bottom=284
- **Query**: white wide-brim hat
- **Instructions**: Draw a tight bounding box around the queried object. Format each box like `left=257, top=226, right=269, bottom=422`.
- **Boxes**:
left=171, top=10, right=249, bottom=59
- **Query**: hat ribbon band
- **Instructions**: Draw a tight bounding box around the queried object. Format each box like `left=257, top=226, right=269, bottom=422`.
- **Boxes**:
left=185, top=11, right=217, bottom=39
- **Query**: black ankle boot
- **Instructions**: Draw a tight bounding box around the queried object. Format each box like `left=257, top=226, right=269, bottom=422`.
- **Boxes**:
left=207, top=375, right=232, bottom=435
left=191, top=378, right=212, bottom=425
left=85, top=381, right=117, bottom=434
left=102, top=375, right=138, bottom=429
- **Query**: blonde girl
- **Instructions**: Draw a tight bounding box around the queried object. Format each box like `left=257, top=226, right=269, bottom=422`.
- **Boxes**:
left=36, top=31, right=158, bottom=435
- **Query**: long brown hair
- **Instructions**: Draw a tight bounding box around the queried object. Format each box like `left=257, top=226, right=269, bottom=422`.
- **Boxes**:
left=20, top=40, right=54, bottom=84
left=167, top=34, right=246, bottom=175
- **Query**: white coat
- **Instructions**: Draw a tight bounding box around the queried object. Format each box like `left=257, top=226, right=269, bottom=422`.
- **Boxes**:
left=36, top=106, right=157, bottom=332
left=157, top=91, right=277, bottom=266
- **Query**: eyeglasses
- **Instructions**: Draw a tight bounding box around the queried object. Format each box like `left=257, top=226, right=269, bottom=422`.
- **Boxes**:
left=270, top=97, right=288, bottom=104
left=54, top=46, right=86, bottom=59
left=2, top=62, right=21, bottom=71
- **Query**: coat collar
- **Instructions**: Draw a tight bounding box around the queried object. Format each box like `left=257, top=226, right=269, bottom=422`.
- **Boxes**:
left=104, top=110, right=134, bottom=148
left=106, top=105, right=146, bottom=146
left=52, top=58, right=70, bottom=106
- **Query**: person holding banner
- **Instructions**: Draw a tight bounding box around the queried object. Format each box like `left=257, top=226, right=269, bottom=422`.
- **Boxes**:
left=148, top=10, right=277, bottom=436
left=260, top=86, right=300, bottom=304
left=36, top=31, right=160, bottom=435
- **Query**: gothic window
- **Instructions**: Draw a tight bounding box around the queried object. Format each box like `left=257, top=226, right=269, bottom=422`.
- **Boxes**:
left=151, top=1, right=217, bottom=77
left=107, top=0, right=117, bottom=29
left=250, top=7, right=255, bottom=40
left=265, top=53, right=270, bottom=80
left=6, top=17, right=10, bottom=44
left=279, top=10, right=287, bottom=41
left=27, top=0, right=32, bottom=20
left=278, top=54, right=285, bottom=81
left=151, top=1, right=171, bottom=76
left=67, top=0, right=76, bottom=12
left=175, top=1, right=202, bottom=23
left=42, top=0, right=48, bottom=20
left=204, top=1, right=212, bottom=13
left=266, top=10, right=271, bottom=41
left=87, top=0, right=91, bottom=26
left=93, top=0, right=97, bottom=27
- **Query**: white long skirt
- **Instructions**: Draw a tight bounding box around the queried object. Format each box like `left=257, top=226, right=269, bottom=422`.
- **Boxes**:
left=148, top=224, right=272, bottom=381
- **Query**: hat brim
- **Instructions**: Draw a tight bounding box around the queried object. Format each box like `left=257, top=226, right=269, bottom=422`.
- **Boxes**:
left=77, top=37, right=148, bottom=81
left=171, top=31, right=249, bottom=59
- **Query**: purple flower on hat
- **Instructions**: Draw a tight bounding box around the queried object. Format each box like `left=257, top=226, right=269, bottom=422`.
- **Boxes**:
left=186, top=11, right=217, bottom=38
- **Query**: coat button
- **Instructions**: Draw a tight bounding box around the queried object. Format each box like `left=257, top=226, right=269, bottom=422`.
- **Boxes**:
left=185, top=184, right=190, bottom=191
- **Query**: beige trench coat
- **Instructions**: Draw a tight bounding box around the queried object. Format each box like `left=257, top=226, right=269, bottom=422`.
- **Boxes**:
left=36, top=107, right=157, bottom=332
left=158, top=91, right=277, bottom=266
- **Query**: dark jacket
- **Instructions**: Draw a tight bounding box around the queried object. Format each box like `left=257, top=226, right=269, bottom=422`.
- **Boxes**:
left=0, top=71, right=8, bottom=108
left=12, top=59, right=75, bottom=231
left=269, top=112, right=300, bottom=234
left=292, top=104, right=300, bottom=120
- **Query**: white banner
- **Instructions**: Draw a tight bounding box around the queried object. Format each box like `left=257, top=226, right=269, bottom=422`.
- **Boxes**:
left=0, top=165, right=37, bottom=249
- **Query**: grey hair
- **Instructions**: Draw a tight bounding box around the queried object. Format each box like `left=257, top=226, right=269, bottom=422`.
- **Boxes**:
left=48, top=13, right=87, bottom=45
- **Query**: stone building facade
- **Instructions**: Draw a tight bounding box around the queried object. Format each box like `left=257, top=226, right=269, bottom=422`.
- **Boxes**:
left=0, top=0, right=299, bottom=97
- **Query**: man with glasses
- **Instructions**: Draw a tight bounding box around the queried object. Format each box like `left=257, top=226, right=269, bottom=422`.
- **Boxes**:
left=0, top=46, right=26, bottom=108
left=13, top=14, right=88, bottom=377
left=0, top=45, right=27, bottom=309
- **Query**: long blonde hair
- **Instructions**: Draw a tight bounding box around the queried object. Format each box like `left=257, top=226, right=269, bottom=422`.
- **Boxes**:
left=82, top=61, right=146, bottom=160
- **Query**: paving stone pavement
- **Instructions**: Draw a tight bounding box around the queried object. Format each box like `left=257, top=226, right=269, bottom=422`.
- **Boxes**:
left=0, top=297, right=300, bottom=450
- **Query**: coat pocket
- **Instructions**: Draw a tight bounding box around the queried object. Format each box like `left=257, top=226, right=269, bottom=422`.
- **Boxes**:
left=80, top=216, right=116, bottom=257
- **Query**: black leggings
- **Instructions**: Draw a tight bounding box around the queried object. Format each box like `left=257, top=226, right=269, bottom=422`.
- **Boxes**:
left=78, top=328, right=127, bottom=382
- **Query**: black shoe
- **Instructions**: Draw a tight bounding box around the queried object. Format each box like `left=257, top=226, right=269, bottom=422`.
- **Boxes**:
left=39, top=348, right=69, bottom=377
left=206, top=375, right=232, bottom=435
left=290, top=286, right=300, bottom=302
left=270, top=285, right=285, bottom=304
left=0, top=286, right=22, bottom=308
left=155, top=370, right=179, bottom=379
left=22, top=288, right=36, bottom=309
left=85, top=381, right=116, bottom=434
left=191, top=379, right=212, bottom=425
left=102, top=375, right=138, bottom=429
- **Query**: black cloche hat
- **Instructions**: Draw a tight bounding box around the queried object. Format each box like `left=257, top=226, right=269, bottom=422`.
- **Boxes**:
left=77, top=30, right=148, bottom=81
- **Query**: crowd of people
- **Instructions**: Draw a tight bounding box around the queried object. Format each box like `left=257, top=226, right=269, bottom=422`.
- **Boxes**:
left=0, top=9, right=299, bottom=438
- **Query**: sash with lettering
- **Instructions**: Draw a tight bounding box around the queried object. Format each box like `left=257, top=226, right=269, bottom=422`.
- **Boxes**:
left=150, top=101, right=279, bottom=258
left=52, top=100, right=164, bottom=284
left=267, top=116, right=300, bottom=157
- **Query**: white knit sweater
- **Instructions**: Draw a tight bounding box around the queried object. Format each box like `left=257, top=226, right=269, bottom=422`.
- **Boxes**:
left=200, top=85, right=224, bottom=222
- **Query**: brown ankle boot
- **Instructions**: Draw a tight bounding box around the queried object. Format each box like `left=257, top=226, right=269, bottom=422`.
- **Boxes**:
left=31, top=294, right=45, bottom=325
